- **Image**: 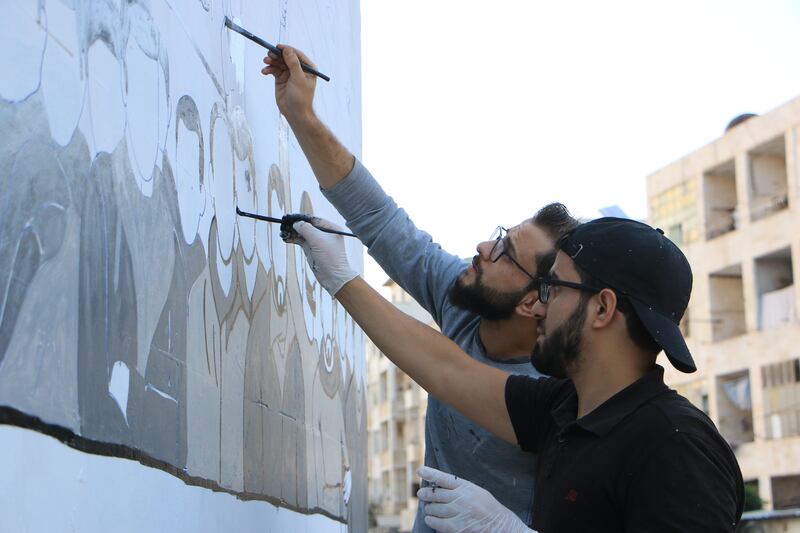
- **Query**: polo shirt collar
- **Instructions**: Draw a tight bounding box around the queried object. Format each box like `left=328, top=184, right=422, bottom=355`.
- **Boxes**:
left=550, top=365, right=670, bottom=436
left=576, top=365, right=669, bottom=436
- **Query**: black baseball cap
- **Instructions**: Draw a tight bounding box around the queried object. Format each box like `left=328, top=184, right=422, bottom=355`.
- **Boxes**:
left=556, top=217, right=696, bottom=373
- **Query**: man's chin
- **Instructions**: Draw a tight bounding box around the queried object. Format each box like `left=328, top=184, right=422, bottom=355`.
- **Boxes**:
left=457, top=267, right=476, bottom=285
left=530, top=347, right=565, bottom=378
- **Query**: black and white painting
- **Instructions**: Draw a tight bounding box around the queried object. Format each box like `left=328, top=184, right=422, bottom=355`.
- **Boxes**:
left=0, top=1, right=365, bottom=530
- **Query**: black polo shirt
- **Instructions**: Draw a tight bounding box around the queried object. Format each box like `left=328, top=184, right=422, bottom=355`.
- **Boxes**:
left=505, top=365, right=744, bottom=532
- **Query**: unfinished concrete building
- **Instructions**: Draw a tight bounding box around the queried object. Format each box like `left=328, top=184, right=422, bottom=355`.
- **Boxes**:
left=648, top=96, right=800, bottom=511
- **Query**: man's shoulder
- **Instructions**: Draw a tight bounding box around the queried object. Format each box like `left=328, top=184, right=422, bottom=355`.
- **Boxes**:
left=500, top=362, right=546, bottom=378
left=441, top=313, right=549, bottom=380
left=620, top=392, right=741, bottom=501
left=506, top=373, right=574, bottom=403
left=440, top=302, right=479, bottom=338
left=629, top=390, right=728, bottom=447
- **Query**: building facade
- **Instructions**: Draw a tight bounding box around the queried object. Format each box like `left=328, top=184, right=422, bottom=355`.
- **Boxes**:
left=648, top=96, right=800, bottom=510
left=367, top=280, right=431, bottom=532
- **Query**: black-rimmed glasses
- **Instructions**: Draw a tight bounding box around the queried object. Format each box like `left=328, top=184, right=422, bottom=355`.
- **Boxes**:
left=537, top=277, right=601, bottom=304
left=489, top=226, right=537, bottom=283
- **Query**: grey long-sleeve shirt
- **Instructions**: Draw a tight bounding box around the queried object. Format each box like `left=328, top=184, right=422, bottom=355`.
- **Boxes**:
left=322, top=159, right=542, bottom=531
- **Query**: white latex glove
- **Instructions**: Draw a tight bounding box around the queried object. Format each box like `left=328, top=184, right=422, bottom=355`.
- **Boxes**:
left=417, top=466, right=537, bottom=533
left=288, top=219, right=358, bottom=296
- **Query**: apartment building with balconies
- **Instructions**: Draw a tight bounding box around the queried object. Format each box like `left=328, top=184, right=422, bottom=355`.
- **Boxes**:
left=648, top=96, right=800, bottom=511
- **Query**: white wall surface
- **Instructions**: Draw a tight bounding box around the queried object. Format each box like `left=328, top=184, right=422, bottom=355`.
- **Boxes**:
left=0, top=425, right=346, bottom=533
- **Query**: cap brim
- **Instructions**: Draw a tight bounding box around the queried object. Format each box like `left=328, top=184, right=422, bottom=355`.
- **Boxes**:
left=630, top=299, right=696, bottom=373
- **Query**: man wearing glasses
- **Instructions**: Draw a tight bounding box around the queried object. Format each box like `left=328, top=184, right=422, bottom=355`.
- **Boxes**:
left=287, top=216, right=744, bottom=532
left=261, top=47, right=577, bottom=530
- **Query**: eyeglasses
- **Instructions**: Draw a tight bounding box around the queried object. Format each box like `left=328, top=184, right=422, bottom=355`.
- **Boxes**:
left=489, top=226, right=537, bottom=283
left=537, top=277, right=601, bottom=304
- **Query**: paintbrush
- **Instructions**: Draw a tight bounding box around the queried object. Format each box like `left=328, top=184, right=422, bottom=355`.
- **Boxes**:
left=236, top=207, right=356, bottom=238
left=223, top=17, right=331, bottom=82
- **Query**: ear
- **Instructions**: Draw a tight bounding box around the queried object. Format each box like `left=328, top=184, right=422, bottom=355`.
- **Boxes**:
left=515, top=289, right=539, bottom=319
left=590, top=288, right=618, bottom=329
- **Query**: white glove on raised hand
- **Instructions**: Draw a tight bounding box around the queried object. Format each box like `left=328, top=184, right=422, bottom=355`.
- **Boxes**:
left=288, top=219, right=358, bottom=296
left=417, top=466, right=537, bottom=533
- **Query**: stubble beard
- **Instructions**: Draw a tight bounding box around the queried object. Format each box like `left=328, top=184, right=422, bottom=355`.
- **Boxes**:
left=448, top=263, right=532, bottom=321
left=530, top=297, right=588, bottom=378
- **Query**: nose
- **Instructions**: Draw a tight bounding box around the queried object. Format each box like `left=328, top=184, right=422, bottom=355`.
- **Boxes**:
left=532, top=299, right=547, bottom=320
left=476, top=240, right=493, bottom=259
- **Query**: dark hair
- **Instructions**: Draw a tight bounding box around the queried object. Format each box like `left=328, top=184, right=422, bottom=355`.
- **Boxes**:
left=532, top=202, right=579, bottom=241
left=575, top=266, right=661, bottom=356
left=531, top=203, right=579, bottom=277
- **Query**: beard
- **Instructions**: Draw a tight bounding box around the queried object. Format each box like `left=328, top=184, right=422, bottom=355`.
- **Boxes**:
left=448, top=262, right=532, bottom=321
left=530, top=297, right=588, bottom=378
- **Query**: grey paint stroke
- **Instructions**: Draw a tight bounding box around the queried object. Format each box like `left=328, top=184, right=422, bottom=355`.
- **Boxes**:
left=267, top=163, right=288, bottom=314
left=0, top=95, right=71, bottom=369
left=72, top=0, right=125, bottom=75
left=229, top=106, right=256, bottom=194
left=243, top=265, right=286, bottom=498
left=176, top=95, right=205, bottom=188
left=127, top=156, right=206, bottom=467
left=280, top=337, right=308, bottom=508
left=298, top=191, right=319, bottom=317
left=76, top=149, right=138, bottom=443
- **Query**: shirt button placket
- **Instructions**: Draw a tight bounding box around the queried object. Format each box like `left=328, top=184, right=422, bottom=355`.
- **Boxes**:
left=544, top=431, right=567, bottom=479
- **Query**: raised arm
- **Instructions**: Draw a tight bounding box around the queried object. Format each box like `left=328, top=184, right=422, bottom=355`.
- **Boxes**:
left=262, top=45, right=353, bottom=188
left=263, top=45, right=467, bottom=325
left=289, top=220, right=517, bottom=444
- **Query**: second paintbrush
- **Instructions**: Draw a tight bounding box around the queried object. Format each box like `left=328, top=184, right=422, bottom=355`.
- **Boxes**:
left=236, top=207, right=356, bottom=238
left=223, top=17, right=330, bottom=82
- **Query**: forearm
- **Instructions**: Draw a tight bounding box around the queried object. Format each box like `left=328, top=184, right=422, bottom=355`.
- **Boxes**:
left=336, top=277, right=516, bottom=443
left=320, top=159, right=466, bottom=325
left=286, top=112, right=355, bottom=189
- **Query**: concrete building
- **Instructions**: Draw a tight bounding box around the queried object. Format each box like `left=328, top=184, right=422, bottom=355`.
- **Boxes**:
left=367, top=280, right=431, bottom=532
left=647, top=96, right=800, bottom=511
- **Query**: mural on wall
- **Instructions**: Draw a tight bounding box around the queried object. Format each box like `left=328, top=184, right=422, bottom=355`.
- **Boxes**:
left=0, top=0, right=365, bottom=529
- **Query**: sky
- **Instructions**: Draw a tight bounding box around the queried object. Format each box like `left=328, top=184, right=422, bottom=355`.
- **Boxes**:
left=358, top=0, right=800, bottom=287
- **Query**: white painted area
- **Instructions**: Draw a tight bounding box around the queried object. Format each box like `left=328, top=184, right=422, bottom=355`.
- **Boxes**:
left=0, top=1, right=46, bottom=101
left=229, top=16, right=247, bottom=93
left=0, top=425, right=347, bottom=533
left=175, top=119, right=205, bottom=243
left=40, top=0, right=86, bottom=146
left=343, top=470, right=352, bottom=505
left=124, top=34, right=164, bottom=187
left=109, top=361, right=130, bottom=423
left=86, top=40, right=125, bottom=156
left=163, top=7, right=218, bottom=249
left=211, top=110, right=236, bottom=260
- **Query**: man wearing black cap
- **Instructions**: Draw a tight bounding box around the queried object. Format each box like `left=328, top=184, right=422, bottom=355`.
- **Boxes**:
left=285, top=216, right=745, bottom=532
